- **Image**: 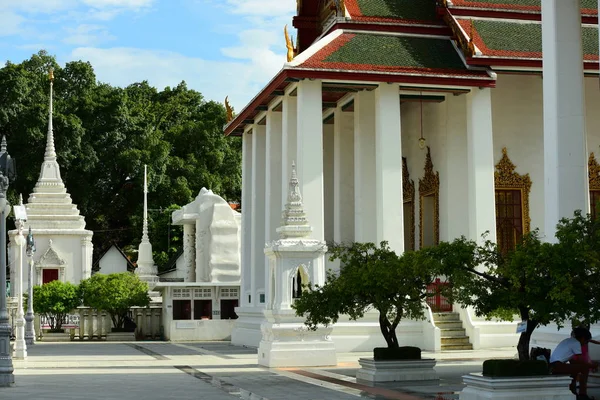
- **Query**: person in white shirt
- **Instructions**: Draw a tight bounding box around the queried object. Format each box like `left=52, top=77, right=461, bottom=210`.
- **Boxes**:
left=550, top=327, right=599, bottom=400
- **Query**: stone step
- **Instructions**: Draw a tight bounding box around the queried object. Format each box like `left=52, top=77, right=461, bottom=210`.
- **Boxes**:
left=432, top=312, right=460, bottom=322
left=441, top=343, right=474, bottom=351
left=439, top=328, right=466, bottom=337
left=441, top=336, right=471, bottom=346
left=435, top=321, right=463, bottom=330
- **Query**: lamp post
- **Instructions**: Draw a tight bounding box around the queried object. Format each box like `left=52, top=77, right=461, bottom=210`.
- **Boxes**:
left=25, top=227, right=35, bottom=346
left=13, top=195, right=27, bottom=359
left=0, top=135, right=16, bottom=386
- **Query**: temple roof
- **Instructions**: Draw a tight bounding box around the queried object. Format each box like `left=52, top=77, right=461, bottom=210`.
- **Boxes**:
left=445, top=0, right=597, bottom=16
left=450, top=17, right=599, bottom=64
left=345, top=0, right=440, bottom=24
left=295, top=31, right=491, bottom=79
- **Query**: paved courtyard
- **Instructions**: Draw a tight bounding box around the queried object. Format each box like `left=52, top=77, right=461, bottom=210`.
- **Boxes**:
left=2, top=342, right=595, bottom=399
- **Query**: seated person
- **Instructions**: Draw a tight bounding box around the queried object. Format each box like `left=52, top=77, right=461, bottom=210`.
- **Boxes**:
left=550, top=327, right=599, bottom=400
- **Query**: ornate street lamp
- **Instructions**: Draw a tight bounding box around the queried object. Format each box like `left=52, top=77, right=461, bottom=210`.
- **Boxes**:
left=0, top=135, right=16, bottom=386
left=25, top=227, right=35, bottom=346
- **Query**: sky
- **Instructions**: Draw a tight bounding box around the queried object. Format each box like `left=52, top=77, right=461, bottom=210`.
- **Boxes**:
left=0, top=0, right=296, bottom=111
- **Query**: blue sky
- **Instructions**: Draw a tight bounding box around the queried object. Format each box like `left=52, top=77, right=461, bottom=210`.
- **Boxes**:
left=0, top=0, right=296, bottom=111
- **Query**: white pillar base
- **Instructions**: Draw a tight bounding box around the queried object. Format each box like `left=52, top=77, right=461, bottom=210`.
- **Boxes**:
left=230, top=307, right=266, bottom=348
left=459, top=373, right=573, bottom=400
left=13, top=317, right=27, bottom=359
left=258, top=310, right=336, bottom=368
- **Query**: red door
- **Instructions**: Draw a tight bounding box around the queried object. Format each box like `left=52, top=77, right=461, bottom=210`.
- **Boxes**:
left=42, top=269, right=59, bottom=284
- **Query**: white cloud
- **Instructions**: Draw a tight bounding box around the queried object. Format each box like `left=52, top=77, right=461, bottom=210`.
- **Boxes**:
left=82, top=0, right=153, bottom=9
left=63, top=24, right=115, bottom=46
left=69, top=47, right=280, bottom=111
left=225, top=0, right=295, bottom=17
left=0, top=11, right=25, bottom=36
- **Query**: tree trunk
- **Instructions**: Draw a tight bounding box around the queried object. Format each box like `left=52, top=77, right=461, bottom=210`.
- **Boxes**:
left=379, top=312, right=399, bottom=348
left=516, top=314, right=538, bottom=360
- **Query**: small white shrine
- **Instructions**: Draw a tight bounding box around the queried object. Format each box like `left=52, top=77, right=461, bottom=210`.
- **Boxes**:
left=258, top=162, right=336, bottom=367
left=155, top=187, right=241, bottom=341
left=135, top=165, right=159, bottom=289
left=8, top=70, right=92, bottom=294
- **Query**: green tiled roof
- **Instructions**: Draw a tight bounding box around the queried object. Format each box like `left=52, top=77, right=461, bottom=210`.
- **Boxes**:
left=324, top=34, right=467, bottom=70
left=356, top=0, right=437, bottom=20
left=474, top=19, right=599, bottom=56
left=456, top=0, right=596, bottom=9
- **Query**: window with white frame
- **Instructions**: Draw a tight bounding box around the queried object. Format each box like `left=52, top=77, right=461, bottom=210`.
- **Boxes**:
left=220, top=288, right=239, bottom=299
left=193, top=288, right=212, bottom=299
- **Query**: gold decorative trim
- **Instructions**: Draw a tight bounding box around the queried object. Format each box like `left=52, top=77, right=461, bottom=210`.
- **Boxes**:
left=494, top=147, right=532, bottom=234
left=419, top=147, right=440, bottom=248
left=403, top=157, right=415, bottom=251
left=589, top=152, right=600, bottom=190
left=443, top=14, right=475, bottom=57
left=225, top=96, right=234, bottom=123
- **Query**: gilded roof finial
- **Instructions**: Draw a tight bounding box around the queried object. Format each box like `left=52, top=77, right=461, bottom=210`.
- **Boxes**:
left=225, top=96, right=234, bottom=123
left=284, top=25, right=296, bottom=63
left=49, top=68, right=54, bottom=81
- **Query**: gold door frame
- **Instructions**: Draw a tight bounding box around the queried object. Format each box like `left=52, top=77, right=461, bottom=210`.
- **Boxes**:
left=588, top=152, right=600, bottom=190
left=419, top=147, right=440, bottom=248
left=403, top=157, right=415, bottom=251
left=494, top=147, right=532, bottom=235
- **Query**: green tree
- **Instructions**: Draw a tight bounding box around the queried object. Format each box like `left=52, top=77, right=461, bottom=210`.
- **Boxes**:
left=292, top=242, right=438, bottom=349
left=33, top=280, right=81, bottom=332
left=80, top=272, right=150, bottom=330
left=0, top=51, right=242, bottom=268
left=426, top=231, right=581, bottom=360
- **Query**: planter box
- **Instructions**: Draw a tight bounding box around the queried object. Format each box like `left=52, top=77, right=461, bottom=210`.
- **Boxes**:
left=41, top=332, right=71, bottom=342
left=105, top=332, right=136, bottom=342
left=459, top=373, right=573, bottom=400
left=356, top=358, right=438, bottom=384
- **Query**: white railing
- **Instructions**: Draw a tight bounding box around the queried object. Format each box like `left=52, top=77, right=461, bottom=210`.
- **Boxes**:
left=26, top=306, right=163, bottom=340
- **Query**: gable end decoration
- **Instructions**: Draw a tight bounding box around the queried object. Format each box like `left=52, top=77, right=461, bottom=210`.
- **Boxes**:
left=494, top=147, right=532, bottom=234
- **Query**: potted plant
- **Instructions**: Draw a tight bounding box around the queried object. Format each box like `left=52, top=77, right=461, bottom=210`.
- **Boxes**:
left=33, top=280, right=81, bottom=340
left=292, top=241, right=440, bottom=383
left=81, top=272, right=150, bottom=339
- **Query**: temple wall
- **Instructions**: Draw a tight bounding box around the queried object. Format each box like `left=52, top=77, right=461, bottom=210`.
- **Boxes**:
left=8, top=234, right=89, bottom=295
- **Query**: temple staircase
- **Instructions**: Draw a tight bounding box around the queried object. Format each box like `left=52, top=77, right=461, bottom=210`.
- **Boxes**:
left=433, top=312, right=473, bottom=351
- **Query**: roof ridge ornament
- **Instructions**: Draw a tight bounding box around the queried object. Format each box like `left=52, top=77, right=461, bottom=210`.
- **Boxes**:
left=277, top=161, right=312, bottom=239
left=284, top=25, right=297, bottom=62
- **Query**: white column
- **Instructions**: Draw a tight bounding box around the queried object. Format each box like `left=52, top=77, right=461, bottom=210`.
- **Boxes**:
left=333, top=107, right=355, bottom=243
left=183, top=224, right=196, bottom=282
left=14, top=231, right=26, bottom=359
left=296, top=80, right=324, bottom=240
left=323, top=123, right=335, bottom=243
left=265, top=111, right=283, bottom=242
left=443, top=95, right=469, bottom=240
left=354, top=91, right=377, bottom=242
left=281, top=94, right=297, bottom=208
left=466, top=88, right=497, bottom=243
left=251, top=124, right=266, bottom=305
left=265, top=110, right=282, bottom=306
left=542, top=0, right=588, bottom=241
left=374, top=83, right=404, bottom=253
left=81, top=236, right=92, bottom=280
left=240, top=131, right=253, bottom=306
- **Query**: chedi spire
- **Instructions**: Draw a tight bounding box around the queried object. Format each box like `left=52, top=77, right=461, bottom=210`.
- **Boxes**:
left=276, top=161, right=312, bottom=239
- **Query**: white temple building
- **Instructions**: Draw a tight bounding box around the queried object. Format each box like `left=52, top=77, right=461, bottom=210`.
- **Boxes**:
left=221, top=0, right=600, bottom=354
left=155, top=187, right=241, bottom=341
left=9, top=70, right=92, bottom=294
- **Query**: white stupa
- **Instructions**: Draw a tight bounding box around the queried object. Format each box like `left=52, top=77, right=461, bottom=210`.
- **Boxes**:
left=9, top=68, right=93, bottom=292
left=135, top=165, right=159, bottom=288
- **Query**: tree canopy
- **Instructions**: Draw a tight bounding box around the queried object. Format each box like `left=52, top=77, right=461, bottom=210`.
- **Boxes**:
left=426, top=222, right=599, bottom=360
left=33, top=280, right=81, bottom=331
left=292, top=242, right=439, bottom=349
left=0, top=51, right=242, bottom=270
left=80, top=272, right=150, bottom=329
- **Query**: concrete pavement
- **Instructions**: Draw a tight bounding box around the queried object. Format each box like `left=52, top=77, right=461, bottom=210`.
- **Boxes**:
left=0, top=341, right=574, bottom=400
